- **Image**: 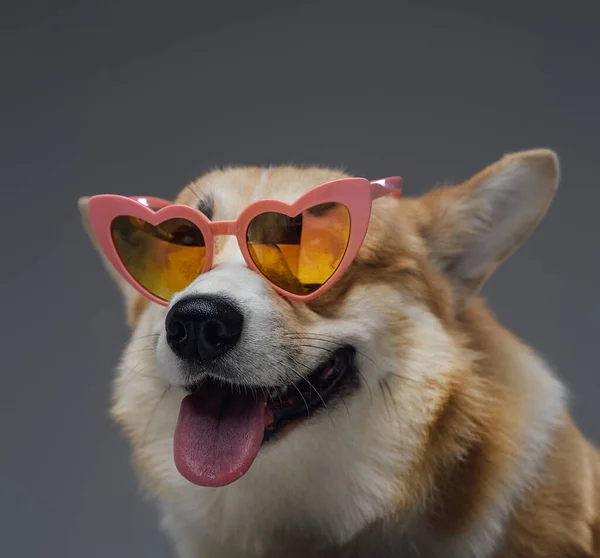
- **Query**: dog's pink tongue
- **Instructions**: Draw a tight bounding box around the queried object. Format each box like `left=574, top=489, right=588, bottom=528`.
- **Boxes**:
left=174, top=383, right=265, bottom=487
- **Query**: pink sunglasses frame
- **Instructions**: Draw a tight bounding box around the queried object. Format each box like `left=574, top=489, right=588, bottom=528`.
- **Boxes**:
left=87, top=176, right=402, bottom=305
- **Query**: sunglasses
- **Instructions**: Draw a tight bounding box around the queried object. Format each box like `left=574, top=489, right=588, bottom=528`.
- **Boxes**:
left=87, top=176, right=402, bottom=305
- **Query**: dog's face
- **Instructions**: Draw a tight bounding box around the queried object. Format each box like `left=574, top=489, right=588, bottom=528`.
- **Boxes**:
left=80, top=151, right=559, bottom=545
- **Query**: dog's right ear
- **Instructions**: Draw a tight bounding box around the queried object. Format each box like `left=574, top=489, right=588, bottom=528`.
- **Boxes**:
left=418, top=149, right=559, bottom=297
left=78, top=196, right=135, bottom=303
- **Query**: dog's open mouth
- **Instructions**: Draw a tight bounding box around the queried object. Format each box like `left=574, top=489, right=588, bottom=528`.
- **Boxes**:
left=173, top=346, right=357, bottom=487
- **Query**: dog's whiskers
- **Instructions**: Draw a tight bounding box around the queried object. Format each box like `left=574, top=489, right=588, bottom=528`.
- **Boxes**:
left=120, top=332, right=160, bottom=349
left=338, top=393, right=351, bottom=419
left=286, top=333, right=381, bottom=368
left=121, top=356, right=159, bottom=382
left=284, top=357, right=334, bottom=426
left=142, top=385, right=172, bottom=447
left=289, top=380, right=311, bottom=418
left=378, top=377, right=398, bottom=419
left=123, top=346, right=158, bottom=357
left=290, top=337, right=419, bottom=388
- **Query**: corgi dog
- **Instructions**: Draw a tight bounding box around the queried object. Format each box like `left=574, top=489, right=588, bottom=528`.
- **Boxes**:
left=79, top=149, right=600, bottom=557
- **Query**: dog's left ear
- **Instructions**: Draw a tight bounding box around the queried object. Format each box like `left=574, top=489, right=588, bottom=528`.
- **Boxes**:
left=420, top=148, right=560, bottom=295
left=78, top=197, right=135, bottom=302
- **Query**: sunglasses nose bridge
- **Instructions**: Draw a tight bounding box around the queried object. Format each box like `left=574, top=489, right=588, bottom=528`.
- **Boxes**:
left=210, top=221, right=238, bottom=237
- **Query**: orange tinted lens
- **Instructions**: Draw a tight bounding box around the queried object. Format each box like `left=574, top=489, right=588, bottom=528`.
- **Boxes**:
left=246, top=202, right=350, bottom=295
left=111, top=216, right=206, bottom=301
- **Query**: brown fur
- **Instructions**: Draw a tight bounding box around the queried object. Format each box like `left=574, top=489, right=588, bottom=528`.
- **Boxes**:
left=497, top=418, right=599, bottom=557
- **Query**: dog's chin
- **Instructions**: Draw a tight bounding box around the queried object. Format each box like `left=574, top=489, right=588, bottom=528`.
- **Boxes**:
left=172, top=346, right=359, bottom=488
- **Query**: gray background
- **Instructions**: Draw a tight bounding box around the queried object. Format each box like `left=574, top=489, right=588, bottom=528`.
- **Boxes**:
left=1, top=1, right=599, bottom=556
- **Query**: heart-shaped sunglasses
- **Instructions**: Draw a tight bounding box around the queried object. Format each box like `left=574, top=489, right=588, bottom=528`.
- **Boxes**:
left=87, top=176, right=402, bottom=304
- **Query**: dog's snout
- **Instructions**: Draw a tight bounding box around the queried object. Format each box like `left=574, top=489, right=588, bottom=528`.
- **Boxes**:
left=165, top=296, right=244, bottom=362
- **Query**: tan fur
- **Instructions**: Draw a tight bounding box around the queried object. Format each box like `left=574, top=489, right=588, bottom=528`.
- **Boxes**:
left=498, top=418, right=600, bottom=557
left=81, top=150, right=600, bottom=557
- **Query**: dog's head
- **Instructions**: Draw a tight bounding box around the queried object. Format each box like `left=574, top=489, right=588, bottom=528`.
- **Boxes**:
left=80, top=150, right=559, bottom=534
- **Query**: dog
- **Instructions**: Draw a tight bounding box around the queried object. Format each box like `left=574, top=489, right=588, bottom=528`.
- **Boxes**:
left=79, top=149, right=600, bottom=557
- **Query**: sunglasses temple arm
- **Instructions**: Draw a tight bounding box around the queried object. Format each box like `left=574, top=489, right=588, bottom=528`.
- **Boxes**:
left=370, top=176, right=403, bottom=200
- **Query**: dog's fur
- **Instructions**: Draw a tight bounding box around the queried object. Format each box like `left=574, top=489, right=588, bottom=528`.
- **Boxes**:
left=80, top=150, right=600, bottom=557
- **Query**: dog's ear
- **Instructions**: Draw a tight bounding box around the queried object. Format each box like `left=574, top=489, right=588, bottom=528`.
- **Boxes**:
left=78, top=196, right=135, bottom=303
left=420, top=149, right=559, bottom=295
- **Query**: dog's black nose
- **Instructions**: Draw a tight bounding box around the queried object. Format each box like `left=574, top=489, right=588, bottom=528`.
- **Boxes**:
left=165, top=296, right=244, bottom=362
